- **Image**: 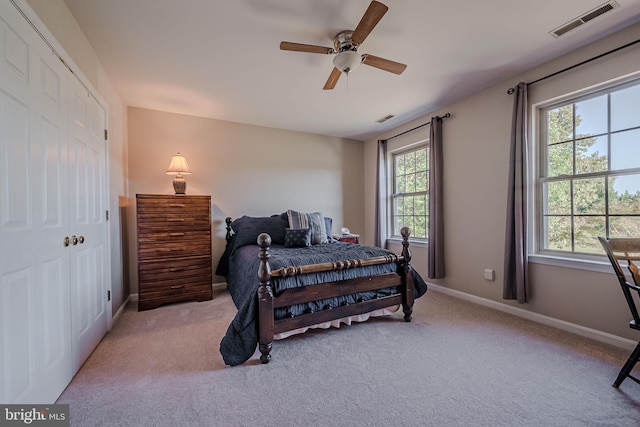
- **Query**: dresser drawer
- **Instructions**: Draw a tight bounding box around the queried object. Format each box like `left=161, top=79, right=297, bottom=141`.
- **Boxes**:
left=137, top=229, right=211, bottom=244
left=136, top=214, right=211, bottom=229
left=139, top=283, right=212, bottom=299
left=139, top=256, right=212, bottom=283
left=138, top=240, right=211, bottom=260
left=137, top=196, right=210, bottom=213
left=139, top=274, right=211, bottom=291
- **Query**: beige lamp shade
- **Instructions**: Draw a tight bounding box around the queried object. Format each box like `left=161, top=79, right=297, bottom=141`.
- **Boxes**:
left=166, top=153, right=192, bottom=194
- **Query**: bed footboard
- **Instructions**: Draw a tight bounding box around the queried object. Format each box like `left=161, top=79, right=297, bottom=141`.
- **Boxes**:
left=257, top=228, right=415, bottom=364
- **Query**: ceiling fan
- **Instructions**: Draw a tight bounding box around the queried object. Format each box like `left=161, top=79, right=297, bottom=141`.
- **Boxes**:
left=279, top=1, right=407, bottom=90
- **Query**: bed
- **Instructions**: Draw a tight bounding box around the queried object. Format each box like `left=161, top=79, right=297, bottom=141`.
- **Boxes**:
left=217, top=211, right=428, bottom=366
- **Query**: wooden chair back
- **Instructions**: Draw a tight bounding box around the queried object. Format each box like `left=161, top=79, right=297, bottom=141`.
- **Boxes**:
left=598, top=237, right=640, bottom=330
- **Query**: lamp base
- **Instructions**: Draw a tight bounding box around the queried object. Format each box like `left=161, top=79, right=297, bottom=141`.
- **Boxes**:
left=172, top=176, right=186, bottom=194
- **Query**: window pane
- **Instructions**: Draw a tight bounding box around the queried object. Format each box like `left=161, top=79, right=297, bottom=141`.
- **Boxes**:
left=404, top=196, right=415, bottom=215
left=394, top=197, right=404, bottom=215
left=415, top=194, right=427, bottom=215
left=414, top=215, right=426, bottom=239
left=609, top=174, right=640, bottom=214
left=416, top=148, right=427, bottom=171
left=406, top=152, right=416, bottom=174
left=610, top=216, right=640, bottom=237
left=547, top=105, right=574, bottom=144
left=574, top=216, right=605, bottom=254
left=415, top=171, right=427, bottom=192
left=575, top=136, right=607, bottom=174
left=575, top=95, right=607, bottom=137
left=573, top=177, right=605, bottom=214
left=391, top=145, right=429, bottom=239
left=395, top=156, right=405, bottom=175
left=539, top=79, right=640, bottom=255
left=405, top=173, right=416, bottom=193
left=545, top=216, right=572, bottom=251
left=396, top=175, right=406, bottom=193
left=545, top=180, right=571, bottom=214
left=395, top=216, right=404, bottom=236
left=548, top=142, right=573, bottom=177
left=611, top=128, right=640, bottom=171
left=611, top=84, right=640, bottom=131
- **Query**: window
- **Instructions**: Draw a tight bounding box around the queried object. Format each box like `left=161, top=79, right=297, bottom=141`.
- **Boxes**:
left=538, top=79, right=640, bottom=256
left=391, top=145, right=428, bottom=239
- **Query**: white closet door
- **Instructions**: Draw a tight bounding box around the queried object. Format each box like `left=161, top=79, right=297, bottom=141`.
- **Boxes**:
left=0, top=0, right=110, bottom=402
left=68, top=77, right=108, bottom=373
left=0, top=1, right=73, bottom=403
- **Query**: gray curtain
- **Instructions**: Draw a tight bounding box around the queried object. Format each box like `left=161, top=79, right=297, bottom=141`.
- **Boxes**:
left=503, top=82, right=528, bottom=303
left=374, top=139, right=387, bottom=248
left=428, top=117, right=445, bottom=279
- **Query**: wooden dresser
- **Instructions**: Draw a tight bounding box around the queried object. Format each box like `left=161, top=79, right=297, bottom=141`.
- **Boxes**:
left=136, top=194, right=213, bottom=311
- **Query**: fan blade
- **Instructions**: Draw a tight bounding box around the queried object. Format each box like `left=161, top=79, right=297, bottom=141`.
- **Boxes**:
left=323, top=67, right=342, bottom=90
left=280, top=41, right=333, bottom=54
left=362, top=54, right=407, bottom=75
left=351, top=1, right=389, bottom=45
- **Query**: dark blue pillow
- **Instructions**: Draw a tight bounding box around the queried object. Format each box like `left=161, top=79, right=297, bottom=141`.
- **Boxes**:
left=231, top=216, right=287, bottom=248
left=284, top=228, right=312, bottom=248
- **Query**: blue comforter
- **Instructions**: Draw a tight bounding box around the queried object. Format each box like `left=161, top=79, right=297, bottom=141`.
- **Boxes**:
left=219, top=241, right=427, bottom=366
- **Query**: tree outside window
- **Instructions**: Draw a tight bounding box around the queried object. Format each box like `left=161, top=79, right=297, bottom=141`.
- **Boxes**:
left=540, top=80, right=640, bottom=255
left=392, top=146, right=428, bottom=239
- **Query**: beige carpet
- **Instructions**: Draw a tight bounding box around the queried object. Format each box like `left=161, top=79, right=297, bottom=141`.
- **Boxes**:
left=58, top=287, right=640, bottom=426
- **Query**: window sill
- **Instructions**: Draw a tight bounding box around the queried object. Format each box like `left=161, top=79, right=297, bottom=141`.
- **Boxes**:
left=386, top=237, right=428, bottom=249
left=528, top=253, right=614, bottom=274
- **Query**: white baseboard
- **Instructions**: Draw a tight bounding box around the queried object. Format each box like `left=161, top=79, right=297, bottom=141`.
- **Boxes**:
left=427, top=283, right=637, bottom=352
left=212, top=282, right=227, bottom=291
left=111, top=294, right=131, bottom=329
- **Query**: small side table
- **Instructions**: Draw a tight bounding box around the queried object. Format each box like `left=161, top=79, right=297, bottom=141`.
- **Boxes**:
left=337, top=234, right=359, bottom=244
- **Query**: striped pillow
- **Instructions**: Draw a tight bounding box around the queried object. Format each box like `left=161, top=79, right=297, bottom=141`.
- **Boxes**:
left=287, top=210, right=328, bottom=244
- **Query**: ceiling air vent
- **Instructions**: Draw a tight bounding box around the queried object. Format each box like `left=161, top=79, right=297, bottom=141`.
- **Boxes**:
left=376, top=114, right=395, bottom=123
left=550, top=1, right=619, bottom=38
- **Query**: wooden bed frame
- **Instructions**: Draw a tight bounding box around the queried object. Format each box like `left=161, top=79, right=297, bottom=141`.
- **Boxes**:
left=254, top=227, right=415, bottom=364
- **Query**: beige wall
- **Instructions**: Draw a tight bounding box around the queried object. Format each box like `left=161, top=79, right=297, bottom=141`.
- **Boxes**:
left=364, top=22, right=640, bottom=342
left=128, top=107, right=364, bottom=291
left=21, top=0, right=640, bottom=344
left=25, top=0, right=130, bottom=314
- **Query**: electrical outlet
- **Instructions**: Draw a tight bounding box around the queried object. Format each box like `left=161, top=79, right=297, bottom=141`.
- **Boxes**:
left=484, top=268, right=495, bottom=281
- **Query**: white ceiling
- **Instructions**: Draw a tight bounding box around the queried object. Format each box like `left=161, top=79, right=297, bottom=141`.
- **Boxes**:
left=62, top=0, right=640, bottom=141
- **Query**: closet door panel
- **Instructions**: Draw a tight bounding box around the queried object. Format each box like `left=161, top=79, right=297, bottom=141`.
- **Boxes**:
left=68, top=77, right=108, bottom=373
left=0, top=0, right=72, bottom=403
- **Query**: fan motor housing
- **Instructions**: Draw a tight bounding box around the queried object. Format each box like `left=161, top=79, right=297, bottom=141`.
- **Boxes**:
left=333, top=30, right=359, bottom=52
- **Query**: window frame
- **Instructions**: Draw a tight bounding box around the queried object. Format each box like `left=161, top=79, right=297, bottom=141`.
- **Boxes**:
left=389, top=142, right=429, bottom=242
left=532, top=76, right=640, bottom=266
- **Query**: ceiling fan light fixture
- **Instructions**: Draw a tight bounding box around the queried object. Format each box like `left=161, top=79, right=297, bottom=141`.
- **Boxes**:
left=333, top=51, right=362, bottom=74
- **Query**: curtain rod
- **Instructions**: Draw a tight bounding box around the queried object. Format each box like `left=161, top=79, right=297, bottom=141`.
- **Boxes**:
left=507, top=38, right=640, bottom=94
left=385, top=112, right=451, bottom=141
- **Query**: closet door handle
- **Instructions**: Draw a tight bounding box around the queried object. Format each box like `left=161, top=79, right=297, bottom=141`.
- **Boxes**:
left=71, top=235, right=78, bottom=245
left=78, top=235, right=85, bottom=244
left=63, top=236, right=70, bottom=247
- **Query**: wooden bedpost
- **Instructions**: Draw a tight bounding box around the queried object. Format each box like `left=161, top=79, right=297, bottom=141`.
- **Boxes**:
left=400, top=227, right=415, bottom=322
left=257, top=233, right=274, bottom=363
left=224, top=217, right=233, bottom=241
